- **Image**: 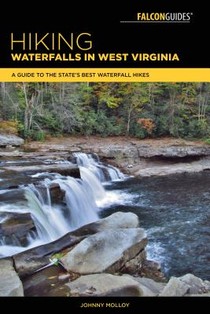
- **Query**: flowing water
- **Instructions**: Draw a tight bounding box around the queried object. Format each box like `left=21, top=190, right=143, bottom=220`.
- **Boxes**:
left=0, top=152, right=210, bottom=281
left=0, top=153, right=124, bottom=257
left=100, top=172, right=210, bottom=281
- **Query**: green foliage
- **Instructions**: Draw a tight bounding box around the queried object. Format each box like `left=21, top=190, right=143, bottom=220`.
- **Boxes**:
left=50, top=252, right=65, bottom=266
left=132, top=124, right=147, bottom=139
left=203, top=138, right=210, bottom=145
left=186, top=119, right=210, bottom=138
left=34, top=130, right=45, bottom=141
left=0, top=82, right=209, bottom=140
left=37, top=113, right=61, bottom=133
left=78, top=109, right=124, bottom=136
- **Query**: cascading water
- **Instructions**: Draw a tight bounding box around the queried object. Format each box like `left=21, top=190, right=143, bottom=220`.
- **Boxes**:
left=0, top=152, right=125, bottom=257
left=24, top=184, right=67, bottom=241
left=73, top=152, right=125, bottom=182
left=2, top=151, right=210, bottom=281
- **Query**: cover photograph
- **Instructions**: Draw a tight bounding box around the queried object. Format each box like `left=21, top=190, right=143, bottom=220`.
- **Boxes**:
left=0, top=0, right=209, bottom=309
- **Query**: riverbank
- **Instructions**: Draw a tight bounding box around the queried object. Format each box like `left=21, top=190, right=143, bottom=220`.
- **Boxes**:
left=21, top=136, right=210, bottom=177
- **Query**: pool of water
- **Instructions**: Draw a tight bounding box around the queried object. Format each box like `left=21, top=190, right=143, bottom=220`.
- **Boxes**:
left=100, top=172, right=210, bottom=280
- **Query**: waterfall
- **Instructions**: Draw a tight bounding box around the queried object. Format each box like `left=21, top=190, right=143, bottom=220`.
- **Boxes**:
left=53, top=176, right=98, bottom=229
left=23, top=157, right=112, bottom=241
left=0, top=152, right=125, bottom=257
left=73, top=152, right=125, bottom=182
left=79, top=166, right=106, bottom=202
left=24, top=185, right=67, bottom=241
left=24, top=174, right=100, bottom=243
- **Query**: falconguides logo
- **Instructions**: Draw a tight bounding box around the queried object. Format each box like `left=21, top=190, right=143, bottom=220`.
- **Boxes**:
left=136, top=12, right=193, bottom=23
left=120, top=12, right=193, bottom=23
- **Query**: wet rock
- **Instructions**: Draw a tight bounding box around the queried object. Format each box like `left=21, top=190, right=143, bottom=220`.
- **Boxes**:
left=0, top=212, right=34, bottom=236
left=13, top=212, right=141, bottom=277
left=2, top=164, right=80, bottom=178
left=23, top=264, right=72, bottom=297
left=13, top=234, right=84, bottom=278
left=120, top=250, right=146, bottom=274
left=0, top=212, right=35, bottom=246
left=0, top=258, right=24, bottom=296
left=49, top=183, right=65, bottom=204
left=138, top=259, right=166, bottom=282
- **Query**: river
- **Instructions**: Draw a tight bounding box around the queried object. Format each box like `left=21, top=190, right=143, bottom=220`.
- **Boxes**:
left=0, top=153, right=210, bottom=281
left=101, top=172, right=210, bottom=280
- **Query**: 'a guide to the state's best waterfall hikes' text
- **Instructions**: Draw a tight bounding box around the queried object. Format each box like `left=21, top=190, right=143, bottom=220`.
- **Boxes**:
left=0, top=0, right=209, bottom=310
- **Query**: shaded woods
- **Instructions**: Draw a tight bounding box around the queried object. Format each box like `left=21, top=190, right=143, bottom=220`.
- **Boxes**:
left=0, top=82, right=210, bottom=140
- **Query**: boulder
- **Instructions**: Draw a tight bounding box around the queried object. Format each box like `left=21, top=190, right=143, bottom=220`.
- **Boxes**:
left=61, top=228, right=147, bottom=274
left=66, top=273, right=143, bottom=296
left=13, top=234, right=84, bottom=278
left=159, top=277, right=189, bottom=296
left=122, top=274, right=166, bottom=296
left=179, top=273, right=210, bottom=294
left=69, top=211, right=139, bottom=236
left=0, top=258, right=24, bottom=296
left=0, top=134, right=24, bottom=147
left=0, top=212, right=35, bottom=247
left=13, top=212, right=141, bottom=277
left=91, top=211, right=139, bottom=230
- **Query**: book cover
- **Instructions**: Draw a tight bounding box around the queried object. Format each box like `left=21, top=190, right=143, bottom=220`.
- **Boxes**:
left=0, top=0, right=209, bottom=310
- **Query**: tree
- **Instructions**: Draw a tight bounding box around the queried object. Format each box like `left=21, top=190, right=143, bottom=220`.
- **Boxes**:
left=0, top=82, right=210, bottom=140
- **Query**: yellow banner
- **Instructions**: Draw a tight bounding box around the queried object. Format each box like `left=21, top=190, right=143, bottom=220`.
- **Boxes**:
left=0, top=68, right=210, bottom=82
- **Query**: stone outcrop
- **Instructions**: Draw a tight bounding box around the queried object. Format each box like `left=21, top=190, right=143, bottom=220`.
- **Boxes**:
left=159, top=277, right=190, bottom=296
left=0, top=134, right=24, bottom=147
left=71, top=211, right=139, bottom=237
left=159, top=274, right=210, bottom=296
left=91, top=141, right=210, bottom=178
left=179, top=273, right=210, bottom=294
left=92, top=211, right=139, bottom=230
left=66, top=273, right=143, bottom=296
left=137, top=145, right=210, bottom=158
left=0, top=212, right=35, bottom=248
left=2, top=164, right=80, bottom=178
left=127, top=275, right=166, bottom=296
left=0, top=259, right=24, bottom=296
left=22, top=137, right=210, bottom=177
left=13, top=234, right=84, bottom=278
left=134, top=158, right=210, bottom=177
left=60, top=228, right=147, bottom=274
left=0, top=211, right=210, bottom=297
left=12, top=212, right=141, bottom=278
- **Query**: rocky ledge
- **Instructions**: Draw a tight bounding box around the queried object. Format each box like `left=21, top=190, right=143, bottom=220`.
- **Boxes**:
left=0, top=134, right=24, bottom=148
left=0, top=212, right=209, bottom=297
left=21, top=137, right=210, bottom=178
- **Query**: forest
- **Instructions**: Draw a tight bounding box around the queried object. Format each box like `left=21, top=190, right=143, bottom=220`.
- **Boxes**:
left=0, top=82, right=210, bottom=141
